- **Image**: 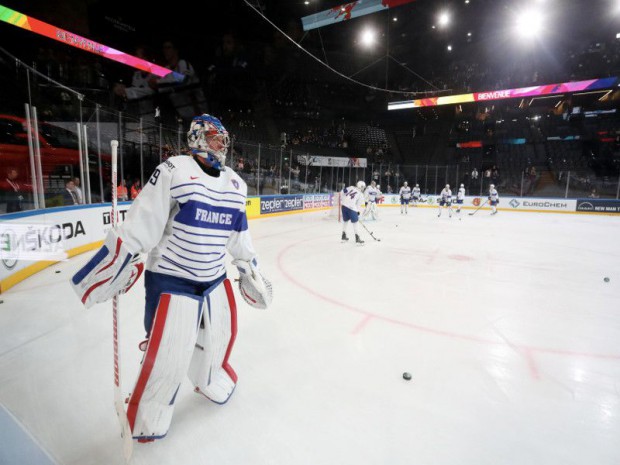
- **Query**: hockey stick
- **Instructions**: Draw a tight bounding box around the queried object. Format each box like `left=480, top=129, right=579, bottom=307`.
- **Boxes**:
left=468, top=199, right=489, bottom=216
left=111, top=140, right=134, bottom=461
left=359, top=220, right=381, bottom=242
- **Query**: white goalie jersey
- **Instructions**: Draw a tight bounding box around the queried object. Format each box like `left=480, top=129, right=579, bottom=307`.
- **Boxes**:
left=117, top=155, right=256, bottom=282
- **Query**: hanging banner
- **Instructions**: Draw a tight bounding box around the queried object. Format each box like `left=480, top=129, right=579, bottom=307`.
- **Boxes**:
left=301, top=0, right=418, bottom=31
left=296, top=154, right=367, bottom=168
left=0, top=4, right=182, bottom=80
left=389, top=77, right=619, bottom=110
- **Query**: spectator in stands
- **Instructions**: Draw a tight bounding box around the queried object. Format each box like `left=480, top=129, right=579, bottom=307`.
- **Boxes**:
left=291, top=165, right=300, bottom=182
left=491, top=166, right=499, bottom=183
left=113, top=45, right=156, bottom=101
left=72, top=177, right=84, bottom=204
left=471, top=167, right=479, bottom=181
left=117, top=179, right=129, bottom=201
left=207, top=32, right=254, bottom=114
left=1, top=167, right=27, bottom=213
left=150, top=40, right=204, bottom=121
left=131, top=179, right=142, bottom=200
left=155, top=40, right=199, bottom=90
left=588, top=188, right=600, bottom=198
left=63, top=179, right=79, bottom=206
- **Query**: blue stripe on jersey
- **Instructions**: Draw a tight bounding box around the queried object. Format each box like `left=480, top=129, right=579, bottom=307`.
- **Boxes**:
left=158, top=263, right=223, bottom=279
left=161, top=254, right=222, bottom=272
left=168, top=239, right=224, bottom=256
left=172, top=191, right=245, bottom=206
left=165, top=247, right=225, bottom=264
left=175, top=200, right=247, bottom=232
left=171, top=182, right=245, bottom=198
left=172, top=233, right=226, bottom=247
left=172, top=225, right=228, bottom=239
left=161, top=254, right=222, bottom=271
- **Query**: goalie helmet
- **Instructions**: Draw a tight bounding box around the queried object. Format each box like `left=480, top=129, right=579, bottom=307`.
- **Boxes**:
left=356, top=180, right=366, bottom=191
left=187, top=114, right=230, bottom=170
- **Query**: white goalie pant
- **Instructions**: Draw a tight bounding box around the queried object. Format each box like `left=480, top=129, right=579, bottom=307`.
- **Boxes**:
left=127, top=292, right=203, bottom=441
left=367, top=202, right=378, bottom=220
left=188, top=278, right=238, bottom=404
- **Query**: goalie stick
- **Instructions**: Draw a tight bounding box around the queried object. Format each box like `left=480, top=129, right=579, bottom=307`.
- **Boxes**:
left=111, top=140, right=134, bottom=461
left=468, top=199, right=488, bottom=216
left=359, top=220, right=381, bottom=242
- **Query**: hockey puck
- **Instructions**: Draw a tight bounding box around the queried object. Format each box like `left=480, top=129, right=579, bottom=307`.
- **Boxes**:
left=402, top=372, right=412, bottom=381
left=604, top=277, right=610, bottom=282
left=55, top=270, right=61, bottom=274
left=0, top=300, right=3, bottom=304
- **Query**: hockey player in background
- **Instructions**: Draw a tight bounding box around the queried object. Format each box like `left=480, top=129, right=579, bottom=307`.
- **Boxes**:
left=399, top=181, right=412, bottom=214
left=437, top=184, right=453, bottom=218
left=362, top=180, right=381, bottom=221
left=341, top=180, right=366, bottom=244
left=71, top=114, right=272, bottom=442
left=455, top=183, right=466, bottom=218
left=488, top=183, right=499, bottom=215
left=412, top=183, right=421, bottom=207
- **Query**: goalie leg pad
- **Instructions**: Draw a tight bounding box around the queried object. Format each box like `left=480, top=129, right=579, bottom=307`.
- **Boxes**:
left=127, top=292, right=203, bottom=441
left=188, top=278, right=238, bottom=404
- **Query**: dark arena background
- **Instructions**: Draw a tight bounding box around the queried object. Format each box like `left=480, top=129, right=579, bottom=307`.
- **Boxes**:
left=0, top=1, right=619, bottom=465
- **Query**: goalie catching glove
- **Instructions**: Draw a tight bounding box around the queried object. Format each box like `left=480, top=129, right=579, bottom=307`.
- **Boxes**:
left=232, top=258, right=273, bottom=309
left=71, top=229, right=144, bottom=308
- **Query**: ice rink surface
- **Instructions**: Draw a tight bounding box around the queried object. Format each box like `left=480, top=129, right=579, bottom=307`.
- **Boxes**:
left=1, top=206, right=619, bottom=465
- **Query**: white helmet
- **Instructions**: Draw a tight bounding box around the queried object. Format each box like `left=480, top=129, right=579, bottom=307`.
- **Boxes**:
left=371, top=180, right=376, bottom=187
left=377, top=184, right=381, bottom=190
left=460, top=184, right=464, bottom=188
left=490, top=184, right=495, bottom=189
left=356, top=180, right=366, bottom=190
left=415, top=184, right=419, bottom=188
left=187, top=114, right=230, bottom=170
left=445, top=184, right=450, bottom=189
left=403, top=181, right=408, bottom=186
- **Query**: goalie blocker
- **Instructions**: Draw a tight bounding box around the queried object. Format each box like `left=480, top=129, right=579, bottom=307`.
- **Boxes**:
left=71, top=229, right=144, bottom=308
left=128, top=277, right=239, bottom=441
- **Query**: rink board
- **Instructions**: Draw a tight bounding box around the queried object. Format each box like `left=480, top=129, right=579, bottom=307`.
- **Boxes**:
left=1, top=194, right=618, bottom=292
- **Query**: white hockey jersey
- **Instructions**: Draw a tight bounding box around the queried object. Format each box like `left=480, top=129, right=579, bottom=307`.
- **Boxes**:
left=399, top=186, right=412, bottom=200
left=489, top=188, right=499, bottom=201
left=365, top=185, right=381, bottom=203
left=341, top=185, right=365, bottom=212
left=457, top=187, right=465, bottom=200
left=412, top=187, right=420, bottom=198
left=116, top=155, right=256, bottom=282
left=440, top=188, right=452, bottom=201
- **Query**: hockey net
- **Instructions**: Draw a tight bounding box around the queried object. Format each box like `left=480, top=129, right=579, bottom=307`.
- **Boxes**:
left=327, top=191, right=342, bottom=222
